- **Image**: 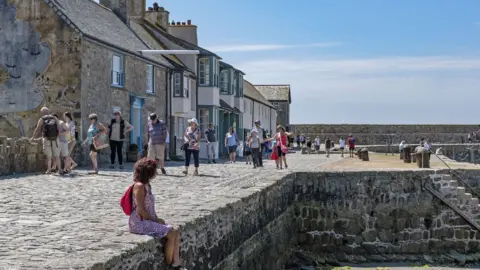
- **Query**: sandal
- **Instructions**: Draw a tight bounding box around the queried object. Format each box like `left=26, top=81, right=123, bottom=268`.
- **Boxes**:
left=88, top=170, right=98, bottom=175
left=45, top=170, right=52, bottom=175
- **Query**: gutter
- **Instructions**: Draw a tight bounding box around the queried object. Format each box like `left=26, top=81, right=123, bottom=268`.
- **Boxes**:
left=83, top=35, right=173, bottom=70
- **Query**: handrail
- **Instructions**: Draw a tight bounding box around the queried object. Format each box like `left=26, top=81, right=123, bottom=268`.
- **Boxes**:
left=425, top=184, right=480, bottom=231
left=432, top=151, right=480, bottom=200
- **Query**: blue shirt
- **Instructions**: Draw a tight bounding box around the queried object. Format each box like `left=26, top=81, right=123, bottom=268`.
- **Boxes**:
left=87, top=124, right=99, bottom=144
left=226, top=132, right=237, bottom=146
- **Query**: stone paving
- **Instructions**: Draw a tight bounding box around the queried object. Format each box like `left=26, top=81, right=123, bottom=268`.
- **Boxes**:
left=0, top=152, right=341, bottom=270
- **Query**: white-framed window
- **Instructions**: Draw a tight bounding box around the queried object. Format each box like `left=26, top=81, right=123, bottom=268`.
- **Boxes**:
left=238, top=75, right=243, bottom=96
left=183, top=76, right=189, bottom=97
left=212, top=59, right=217, bottom=87
left=112, top=55, right=124, bottom=87
left=190, top=79, right=196, bottom=110
left=146, top=64, right=154, bottom=93
left=174, top=73, right=181, bottom=97
left=199, top=58, right=210, bottom=85
left=199, top=109, right=209, bottom=133
left=220, top=70, right=228, bottom=93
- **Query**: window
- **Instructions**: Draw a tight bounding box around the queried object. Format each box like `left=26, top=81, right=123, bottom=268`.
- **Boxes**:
left=111, top=55, right=124, bottom=87
left=238, top=75, right=243, bottom=96
left=212, top=59, right=217, bottom=86
left=174, top=73, right=181, bottom=97
left=190, top=79, right=196, bottom=110
left=232, top=75, right=237, bottom=96
left=220, top=70, right=228, bottom=93
left=183, top=76, right=189, bottom=97
left=244, top=99, right=247, bottom=112
left=199, top=109, right=209, bottom=133
left=199, top=58, right=210, bottom=85
left=146, top=64, right=154, bottom=93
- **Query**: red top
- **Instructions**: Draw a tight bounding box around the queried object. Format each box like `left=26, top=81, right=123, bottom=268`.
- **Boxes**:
left=277, top=133, right=287, bottom=146
left=348, top=137, right=355, bottom=146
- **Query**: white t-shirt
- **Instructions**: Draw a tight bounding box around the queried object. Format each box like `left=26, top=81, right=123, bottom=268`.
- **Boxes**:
left=339, top=139, right=346, bottom=148
left=314, top=138, right=321, bottom=145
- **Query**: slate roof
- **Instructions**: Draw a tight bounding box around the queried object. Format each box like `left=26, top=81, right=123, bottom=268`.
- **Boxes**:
left=243, top=80, right=275, bottom=108
left=254, top=84, right=291, bottom=103
left=219, top=100, right=235, bottom=112
left=220, top=61, right=245, bottom=75
left=44, top=0, right=172, bottom=68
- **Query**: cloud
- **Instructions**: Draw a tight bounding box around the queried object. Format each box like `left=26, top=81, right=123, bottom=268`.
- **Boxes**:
left=207, top=42, right=340, bottom=53
left=233, top=55, right=480, bottom=124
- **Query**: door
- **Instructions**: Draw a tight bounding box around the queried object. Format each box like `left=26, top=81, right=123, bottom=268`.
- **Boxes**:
left=130, top=97, right=144, bottom=153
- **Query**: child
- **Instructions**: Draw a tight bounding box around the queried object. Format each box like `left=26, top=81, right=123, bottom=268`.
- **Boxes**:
left=244, top=138, right=252, bottom=164
left=264, top=136, right=272, bottom=160
left=249, top=130, right=261, bottom=168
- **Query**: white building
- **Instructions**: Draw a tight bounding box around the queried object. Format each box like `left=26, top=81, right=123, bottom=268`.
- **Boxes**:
left=243, top=80, right=277, bottom=137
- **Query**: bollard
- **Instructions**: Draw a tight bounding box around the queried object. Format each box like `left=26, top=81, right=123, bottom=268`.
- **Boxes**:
left=357, top=149, right=363, bottom=160
left=404, top=145, right=412, bottom=163
left=361, top=148, right=369, bottom=161
left=415, top=148, right=430, bottom=168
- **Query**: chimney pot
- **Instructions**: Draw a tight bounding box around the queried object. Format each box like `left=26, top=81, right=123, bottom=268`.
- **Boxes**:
left=181, top=22, right=186, bottom=25
left=171, top=20, right=175, bottom=25
left=148, top=7, right=153, bottom=11
left=176, top=22, right=181, bottom=25
left=187, top=19, right=191, bottom=25
left=159, top=7, right=165, bottom=11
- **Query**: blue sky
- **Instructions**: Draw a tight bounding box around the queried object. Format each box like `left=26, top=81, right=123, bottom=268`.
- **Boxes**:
left=150, top=0, right=480, bottom=124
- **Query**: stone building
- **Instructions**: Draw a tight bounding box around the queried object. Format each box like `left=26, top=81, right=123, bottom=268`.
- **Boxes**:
left=0, top=0, right=188, bottom=158
left=254, top=85, right=292, bottom=128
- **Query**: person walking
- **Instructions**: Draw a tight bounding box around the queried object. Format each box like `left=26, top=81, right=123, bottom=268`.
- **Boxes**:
left=29, top=107, right=62, bottom=175
left=108, top=111, right=133, bottom=169
left=270, top=125, right=292, bottom=169
left=248, top=130, right=261, bottom=168
left=325, top=137, right=332, bottom=158
left=64, top=112, right=78, bottom=171
left=251, top=120, right=267, bottom=167
left=339, top=137, right=346, bottom=158
left=204, top=123, right=217, bottom=164
left=347, top=134, right=356, bottom=158
left=55, top=113, right=72, bottom=174
left=128, top=158, right=185, bottom=269
left=224, top=127, right=239, bottom=163
left=147, top=113, right=168, bottom=175
left=296, top=135, right=301, bottom=148
left=183, top=118, right=200, bottom=175
left=314, top=136, right=321, bottom=154
left=81, top=113, right=107, bottom=174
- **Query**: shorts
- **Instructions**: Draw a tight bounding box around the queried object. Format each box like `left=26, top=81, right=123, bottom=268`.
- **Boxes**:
left=314, top=145, right=320, bottom=151
left=245, top=150, right=252, bottom=156
left=228, top=145, right=237, bottom=153
left=276, top=146, right=286, bottom=157
left=349, top=146, right=355, bottom=151
left=90, top=144, right=99, bottom=153
left=59, top=142, right=69, bottom=157
left=43, top=138, right=61, bottom=157
left=340, top=147, right=345, bottom=150
left=147, top=143, right=166, bottom=160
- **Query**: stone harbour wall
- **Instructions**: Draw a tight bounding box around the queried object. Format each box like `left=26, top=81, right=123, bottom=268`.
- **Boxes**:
left=99, top=169, right=480, bottom=269
left=291, top=124, right=479, bottom=145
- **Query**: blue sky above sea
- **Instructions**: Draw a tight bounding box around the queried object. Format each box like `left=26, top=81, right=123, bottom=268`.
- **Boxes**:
left=149, top=0, right=480, bottom=124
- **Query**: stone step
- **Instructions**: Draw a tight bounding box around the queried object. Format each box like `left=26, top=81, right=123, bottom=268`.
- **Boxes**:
left=442, top=175, right=453, bottom=181
left=450, top=180, right=458, bottom=188
left=472, top=198, right=479, bottom=205
left=457, top=187, right=466, bottom=196
left=465, top=193, right=473, bottom=200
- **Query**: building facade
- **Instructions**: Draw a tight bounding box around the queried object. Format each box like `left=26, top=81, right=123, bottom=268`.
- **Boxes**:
left=243, top=81, right=277, bottom=137
left=254, top=85, right=292, bottom=128
left=0, top=0, right=172, bottom=160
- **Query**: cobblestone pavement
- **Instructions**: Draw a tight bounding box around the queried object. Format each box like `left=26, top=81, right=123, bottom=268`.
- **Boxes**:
left=0, top=152, right=341, bottom=270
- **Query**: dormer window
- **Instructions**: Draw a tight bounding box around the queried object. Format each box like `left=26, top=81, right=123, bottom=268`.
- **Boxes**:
left=199, top=58, right=210, bottom=85
left=220, top=70, right=228, bottom=93
left=232, top=75, right=237, bottom=96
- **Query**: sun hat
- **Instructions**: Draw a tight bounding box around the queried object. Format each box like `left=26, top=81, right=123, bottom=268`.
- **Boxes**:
left=188, top=118, right=199, bottom=125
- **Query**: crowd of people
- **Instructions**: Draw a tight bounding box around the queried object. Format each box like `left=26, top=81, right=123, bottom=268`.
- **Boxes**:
left=296, top=134, right=356, bottom=158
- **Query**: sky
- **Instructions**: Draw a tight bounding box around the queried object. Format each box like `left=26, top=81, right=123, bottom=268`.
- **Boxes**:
left=149, top=0, right=480, bottom=124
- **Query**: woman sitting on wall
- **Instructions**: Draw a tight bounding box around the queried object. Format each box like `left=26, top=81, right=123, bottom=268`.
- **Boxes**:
left=129, top=158, right=184, bottom=269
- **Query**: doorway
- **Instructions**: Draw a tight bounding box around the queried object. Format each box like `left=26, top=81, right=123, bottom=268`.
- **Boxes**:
left=130, top=96, right=144, bottom=154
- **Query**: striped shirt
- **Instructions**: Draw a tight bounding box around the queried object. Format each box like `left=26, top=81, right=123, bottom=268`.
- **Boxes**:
left=148, top=120, right=167, bottom=145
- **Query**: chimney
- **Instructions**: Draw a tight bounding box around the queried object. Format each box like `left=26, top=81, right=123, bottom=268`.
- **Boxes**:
left=100, top=0, right=146, bottom=25
left=145, top=2, right=169, bottom=31
left=168, top=19, right=198, bottom=46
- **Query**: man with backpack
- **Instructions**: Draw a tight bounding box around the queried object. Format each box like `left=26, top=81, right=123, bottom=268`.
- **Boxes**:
left=147, top=113, right=168, bottom=175
left=29, top=107, right=62, bottom=174
left=251, top=120, right=267, bottom=167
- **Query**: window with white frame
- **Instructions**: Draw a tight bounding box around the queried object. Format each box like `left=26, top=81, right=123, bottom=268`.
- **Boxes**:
left=199, top=58, right=210, bottom=85
left=146, top=64, right=154, bottom=93
left=212, top=59, right=217, bottom=87
left=232, top=75, right=237, bottom=96
left=174, top=73, right=181, bottom=97
left=199, top=109, right=209, bottom=133
left=112, top=55, right=124, bottom=87
left=238, top=75, right=243, bottom=96
left=183, top=76, right=189, bottom=97
left=190, top=79, right=196, bottom=110
left=220, top=70, right=228, bottom=93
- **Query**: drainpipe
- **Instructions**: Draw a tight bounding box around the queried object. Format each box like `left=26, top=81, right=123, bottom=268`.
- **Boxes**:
left=167, top=70, right=174, bottom=158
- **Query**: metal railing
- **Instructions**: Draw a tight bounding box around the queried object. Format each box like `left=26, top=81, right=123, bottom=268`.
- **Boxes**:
left=432, top=151, right=480, bottom=200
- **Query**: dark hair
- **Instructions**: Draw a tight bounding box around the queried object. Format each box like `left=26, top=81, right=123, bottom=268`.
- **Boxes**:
left=52, top=113, right=59, bottom=118
left=64, top=112, right=73, bottom=121
left=134, top=158, right=158, bottom=184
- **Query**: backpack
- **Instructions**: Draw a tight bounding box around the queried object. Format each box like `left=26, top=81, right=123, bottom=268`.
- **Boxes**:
left=42, top=115, right=59, bottom=140
left=120, top=183, right=135, bottom=216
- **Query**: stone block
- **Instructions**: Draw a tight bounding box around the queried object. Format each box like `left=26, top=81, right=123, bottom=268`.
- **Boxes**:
left=14, top=154, right=28, bottom=174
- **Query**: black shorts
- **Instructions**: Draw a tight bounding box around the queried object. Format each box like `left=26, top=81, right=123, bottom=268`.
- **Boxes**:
left=245, top=150, right=252, bottom=156
left=228, top=145, right=237, bottom=153
left=349, top=146, right=355, bottom=151
left=276, top=146, right=286, bottom=157
left=90, top=144, right=99, bottom=153
left=315, top=145, right=320, bottom=150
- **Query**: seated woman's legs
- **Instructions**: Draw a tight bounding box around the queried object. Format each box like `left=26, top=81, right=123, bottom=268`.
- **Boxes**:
left=164, top=228, right=180, bottom=265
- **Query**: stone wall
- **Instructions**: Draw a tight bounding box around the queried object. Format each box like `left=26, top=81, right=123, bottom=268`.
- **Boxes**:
left=291, top=124, right=479, bottom=145
left=80, top=41, right=167, bottom=158
left=0, top=137, right=46, bottom=175
left=98, top=169, right=480, bottom=269
left=0, top=0, right=82, bottom=138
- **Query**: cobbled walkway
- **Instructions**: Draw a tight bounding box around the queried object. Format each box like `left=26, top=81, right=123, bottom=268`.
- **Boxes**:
left=0, top=152, right=341, bottom=270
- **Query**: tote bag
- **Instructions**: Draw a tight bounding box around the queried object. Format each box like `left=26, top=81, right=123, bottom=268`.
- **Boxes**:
left=93, top=133, right=109, bottom=150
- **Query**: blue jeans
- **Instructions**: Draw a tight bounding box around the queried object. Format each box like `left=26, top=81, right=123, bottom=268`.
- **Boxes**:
left=185, top=149, right=199, bottom=167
